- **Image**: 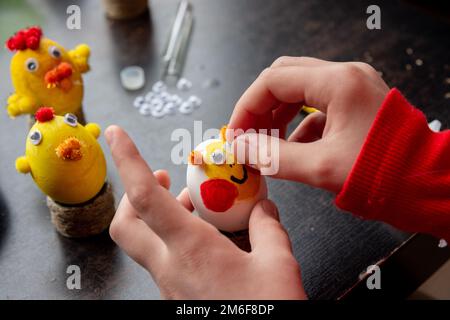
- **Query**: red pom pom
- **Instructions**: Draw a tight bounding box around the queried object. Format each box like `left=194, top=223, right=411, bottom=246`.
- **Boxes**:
left=13, top=34, right=26, bottom=50
left=5, top=37, right=17, bottom=51
left=26, top=26, right=42, bottom=39
left=58, top=62, right=73, bottom=78
left=200, top=179, right=239, bottom=212
left=26, top=36, right=39, bottom=50
left=44, top=71, right=57, bottom=84
left=5, top=26, right=42, bottom=52
left=35, top=107, right=55, bottom=123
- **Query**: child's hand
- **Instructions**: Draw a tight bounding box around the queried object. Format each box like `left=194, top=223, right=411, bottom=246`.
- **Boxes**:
left=105, top=126, right=307, bottom=299
left=228, top=57, right=390, bottom=193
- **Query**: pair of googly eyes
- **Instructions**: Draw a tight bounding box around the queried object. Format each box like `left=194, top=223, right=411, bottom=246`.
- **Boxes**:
left=25, top=46, right=62, bottom=72
left=29, top=113, right=78, bottom=145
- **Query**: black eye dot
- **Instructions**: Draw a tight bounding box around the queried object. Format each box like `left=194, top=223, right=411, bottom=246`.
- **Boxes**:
left=50, top=47, right=61, bottom=58
left=27, top=61, right=36, bottom=71
left=229, top=164, right=233, bottom=167
left=25, top=58, right=39, bottom=72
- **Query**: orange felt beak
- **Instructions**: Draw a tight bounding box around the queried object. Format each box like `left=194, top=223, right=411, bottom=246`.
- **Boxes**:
left=55, top=137, right=83, bottom=161
left=189, top=150, right=203, bottom=165
left=45, top=62, right=73, bottom=89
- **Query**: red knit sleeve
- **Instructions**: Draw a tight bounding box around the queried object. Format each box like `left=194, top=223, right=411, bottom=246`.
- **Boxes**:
left=335, top=88, right=450, bottom=241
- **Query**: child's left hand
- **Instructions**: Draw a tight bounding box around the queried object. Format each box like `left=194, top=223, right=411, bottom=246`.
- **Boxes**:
left=105, top=125, right=307, bottom=299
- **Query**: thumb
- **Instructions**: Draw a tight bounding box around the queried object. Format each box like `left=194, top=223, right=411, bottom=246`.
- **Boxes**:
left=248, top=199, right=292, bottom=254
left=232, top=133, right=326, bottom=187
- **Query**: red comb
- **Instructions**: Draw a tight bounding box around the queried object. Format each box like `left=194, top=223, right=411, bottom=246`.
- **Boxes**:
left=5, top=26, right=42, bottom=52
left=35, top=107, right=55, bottom=123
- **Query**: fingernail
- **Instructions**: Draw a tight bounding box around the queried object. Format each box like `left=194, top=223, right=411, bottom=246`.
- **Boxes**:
left=261, top=199, right=278, bottom=219
left=233, top=136, right=249, bottom=164
left=225, top=127, right=236, bottom=143
left=104, top=126, right=115, bottom=146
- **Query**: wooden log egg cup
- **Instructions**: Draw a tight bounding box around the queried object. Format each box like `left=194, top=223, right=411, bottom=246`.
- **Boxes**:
left=15, top=108, right=115, bottom=238
left=47, top=182, right=115, bottom=238
left=4, top=26, right=90, bottom=128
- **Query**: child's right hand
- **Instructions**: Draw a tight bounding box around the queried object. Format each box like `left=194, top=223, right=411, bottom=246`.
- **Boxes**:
left=228, top=57, right=390, bottom=193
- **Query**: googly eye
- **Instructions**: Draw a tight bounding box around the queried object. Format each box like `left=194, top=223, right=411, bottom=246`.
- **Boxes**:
left=29, top=129, right=42, bottom=145
left=25, top=58, right=39, bottom=72
left=49, top=46, right=62, bottom=59
left=64, top=113, right=78, bottom=127
left=210, top=149, right=225, bottom=165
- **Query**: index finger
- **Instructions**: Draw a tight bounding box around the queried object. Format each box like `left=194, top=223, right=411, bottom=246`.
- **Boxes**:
left=228, top=65, right=335, bottom=137
left=105, top=125, right=195, bottom=242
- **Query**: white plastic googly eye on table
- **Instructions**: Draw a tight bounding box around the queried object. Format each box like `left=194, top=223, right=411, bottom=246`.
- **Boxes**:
left=170, top=94, right=183, bottom=106
left=139, top=103, right=152, bottom=116
left=179, top=101, right=194, bottom=114
left=177, top=78, right=192, bottom=91
left=164, top=101, right=176, bottom=111
left=164, top=102, right=176, bottom=115
left=151, top=108, right=166, bottom=118
left=152, top=81, right=167, bottom=93
left=187, top=95, right=202, bottom=108
left=159, top=91, right=171, bottom=102
left=120, top=66, right=145, bottom=90
left=150, top=99, right=164, bottom=111
left=133, top=96, right=145, bottom=108
left=150, top=96, right=162, bottom=105
left=144, top=91, right=154, bottom=102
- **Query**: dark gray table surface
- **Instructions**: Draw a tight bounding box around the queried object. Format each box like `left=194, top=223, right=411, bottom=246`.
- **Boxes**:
left=0, top=0, right=449, bottom=299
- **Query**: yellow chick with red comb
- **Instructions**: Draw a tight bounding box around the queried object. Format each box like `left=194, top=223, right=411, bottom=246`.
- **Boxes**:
left=187, top=127, right=267, bottom=232
left=15, top=107, right=106, bottom=204
left=5, top=26, right=90, bottom=118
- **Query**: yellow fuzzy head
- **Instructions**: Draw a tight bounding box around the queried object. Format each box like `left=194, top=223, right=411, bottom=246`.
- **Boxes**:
left=8, top=27, right=90, bottom=116
left=15, top=108, right=106, bottom=204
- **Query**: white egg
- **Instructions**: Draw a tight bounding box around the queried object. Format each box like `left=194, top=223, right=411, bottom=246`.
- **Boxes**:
left=187, top=139, right=267, bottom=232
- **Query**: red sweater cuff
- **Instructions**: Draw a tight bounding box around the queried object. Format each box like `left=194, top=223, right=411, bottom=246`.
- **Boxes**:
left=336, top=88, right=450, bottom=240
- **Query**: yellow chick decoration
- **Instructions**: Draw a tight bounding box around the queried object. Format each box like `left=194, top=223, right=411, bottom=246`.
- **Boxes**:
left=187, top=127, right=267, bottom=232
left=15, top=107, right=106, bottom=205
left=5, top=26, right=90, bottom=118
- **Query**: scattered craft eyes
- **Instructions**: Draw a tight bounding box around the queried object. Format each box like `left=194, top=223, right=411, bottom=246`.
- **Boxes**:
left=132, top=79, right=202, bottom=118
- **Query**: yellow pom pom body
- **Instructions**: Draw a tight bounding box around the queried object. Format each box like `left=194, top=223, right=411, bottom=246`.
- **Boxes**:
left=69, top=44, right=91, bottom=73
left=24, top=116, right=106, bottom=204
left=85, top=123, right=101, bottom=139
left=9, top=38, right=90, bottom=117
left=15, top=156, right=31, bottom=174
